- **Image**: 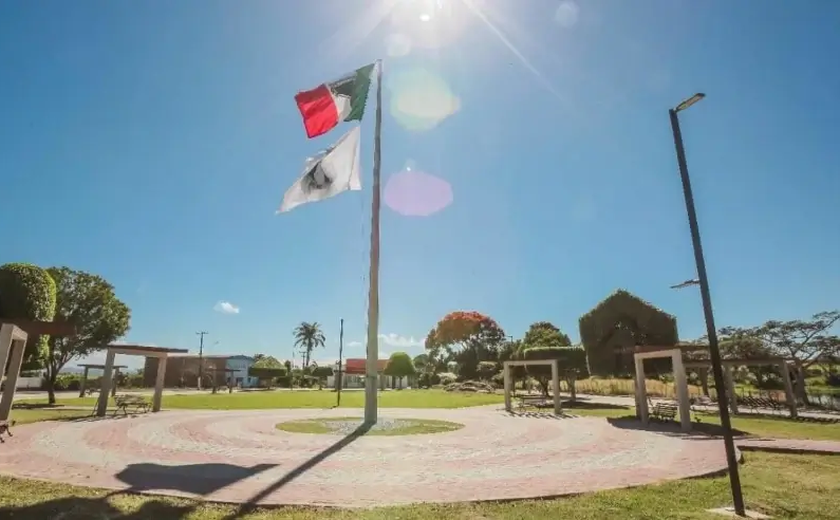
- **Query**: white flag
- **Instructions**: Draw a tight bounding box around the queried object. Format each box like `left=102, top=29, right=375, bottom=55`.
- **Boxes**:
left=277, top=126, right=362, bottom=213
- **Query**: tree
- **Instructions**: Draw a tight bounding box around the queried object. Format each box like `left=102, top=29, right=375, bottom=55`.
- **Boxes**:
left=523, top=321, right=572, bottom=348
left=722, top=311, right=840, bottom=403
left=384, top=352, right=416, bottom=388
left=311, top=364, right=334, bottom=390
left=248, top=355, right=286, bottom=388
left=0, top=263, right=57, bottom=370
left=476, top=361, right=498, bottom=381
left=412, top=353, right=430, bottom=373
left=522, top=346, right=588, bottom=400
left=293, top=322, right=326, bottom=369
left=426, top=311, right=506, bottom=380
left=41, top=267, right=130, bottom=404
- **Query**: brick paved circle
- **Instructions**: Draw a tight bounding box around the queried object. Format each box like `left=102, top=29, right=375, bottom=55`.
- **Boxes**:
left=0, top=407, right=733, bottom=507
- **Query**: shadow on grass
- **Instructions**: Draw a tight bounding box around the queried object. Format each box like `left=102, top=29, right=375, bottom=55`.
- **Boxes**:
left=562, top=400, right=629, bottom=411
left=606, top=415, right=750, bottom=438
left=222, top=422, right=372, bottom=519
left=0, top=494, right=194, bottom=520
left=11, top=402, right=65, bottom=410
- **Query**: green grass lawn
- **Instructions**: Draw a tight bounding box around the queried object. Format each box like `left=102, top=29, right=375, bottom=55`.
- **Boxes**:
left=564, top=402, right=840, bottom=441
left=0, top=452, right=838, bottom=519
left=275, top=417, right=463, bottom=436
left=8, top=407, right=92, bottom=425
left=34, top=389, right=504, bottom=410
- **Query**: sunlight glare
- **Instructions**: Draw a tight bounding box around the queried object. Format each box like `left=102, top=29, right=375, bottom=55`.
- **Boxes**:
left=554, top=1, right=580, bottom=28
left=385, top=33, right=412, bottom=56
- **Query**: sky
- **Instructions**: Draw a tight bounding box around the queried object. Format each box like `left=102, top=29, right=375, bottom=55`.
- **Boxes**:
left=1, top=0, right=838, bottom=371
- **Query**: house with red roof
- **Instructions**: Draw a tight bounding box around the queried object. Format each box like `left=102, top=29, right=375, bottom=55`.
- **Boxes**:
left=326, top=358, right=415, bottom=389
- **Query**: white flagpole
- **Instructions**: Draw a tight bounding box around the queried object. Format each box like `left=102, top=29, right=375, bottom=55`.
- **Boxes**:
left=364, top=59, right=383, bottom=425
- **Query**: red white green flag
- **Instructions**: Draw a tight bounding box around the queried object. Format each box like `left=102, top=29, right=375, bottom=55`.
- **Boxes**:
left=294, top=63, right=375, bottom=139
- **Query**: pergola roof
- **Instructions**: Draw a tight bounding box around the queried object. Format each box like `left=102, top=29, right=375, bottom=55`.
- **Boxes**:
left=78, top=364, right=128, bottom=369
left=106, top=343, right=188, bottom=355
left=0, top=318, right=76, bottom=337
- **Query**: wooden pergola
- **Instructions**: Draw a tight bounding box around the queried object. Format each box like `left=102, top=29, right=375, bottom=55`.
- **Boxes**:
left=0, top=318, right=76, bottom=421
left=77, top=363, right=128, bottom=398
left=95, top=343, right=188, bottom=417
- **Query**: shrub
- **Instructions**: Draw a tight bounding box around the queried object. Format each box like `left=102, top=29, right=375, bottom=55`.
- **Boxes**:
left=476, top=361, right=498, bottom=380
left=0, top=263, right=57, bottom=368
left=438, top=372, right=458, bottom=386
left=491, top=372, right=505, bottom=388
left=826, top=372, right=840, bottom=387
left=417, top=372, right=439, bottom=388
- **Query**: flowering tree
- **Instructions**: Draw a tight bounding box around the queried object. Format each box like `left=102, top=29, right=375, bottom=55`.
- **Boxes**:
left=426, top=311, right=506, bottom=380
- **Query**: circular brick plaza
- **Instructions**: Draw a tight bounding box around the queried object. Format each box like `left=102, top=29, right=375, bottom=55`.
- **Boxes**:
left=0, top=406, right=733, bottom=507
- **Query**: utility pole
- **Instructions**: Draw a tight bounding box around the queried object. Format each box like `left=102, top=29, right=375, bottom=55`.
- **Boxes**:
left=669, top=93, right=745, bottom=516
left=196, top=331, right=208, bottom=391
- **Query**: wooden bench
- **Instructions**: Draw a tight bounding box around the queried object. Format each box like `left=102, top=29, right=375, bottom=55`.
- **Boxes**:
left=650, top=401, right=678, bottom=422
left=737, top=395, right=785, bottom=414
left=516, top=394, right=554, bottom=411
left=114, top=394, right=151, bottom=415
left=0, top=420, right=13, bottom=442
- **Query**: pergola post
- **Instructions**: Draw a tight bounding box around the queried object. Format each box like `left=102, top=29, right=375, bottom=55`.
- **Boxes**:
left=152, top=356, right=168, bottom=412
left=672, top=351, right=692, bottom=432
left=634, top=355, right=649, bottom=424
left=111, top=368, right=121, bottom=397
left=96, top=349, right=116, bottom=417
left=550, top=360, right=560, bottom=415
left=723, top=365, right=738, bottom=414
left=779, top=361, right=798, bottom=418
left=0, top=324, right=28, bottom=422
left=503, top=363, right=512, bottom=412
left=79, top=366, right=90, bottom=398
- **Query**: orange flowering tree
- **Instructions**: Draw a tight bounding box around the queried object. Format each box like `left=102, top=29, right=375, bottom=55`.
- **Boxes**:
left=426, top=311, right=506, bottom=380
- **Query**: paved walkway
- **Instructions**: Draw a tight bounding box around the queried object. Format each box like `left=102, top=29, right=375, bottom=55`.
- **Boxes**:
left=0, top=407, right=732, bottom=507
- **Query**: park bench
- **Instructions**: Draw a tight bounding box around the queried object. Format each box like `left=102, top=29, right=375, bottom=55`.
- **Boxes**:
left=0, top=420, right=13, bottom=442
left=650, top=401, right=678, bottom=422
left=737, top=395, right=785, bottom=415
left=516, top=394, right=554, bottom=411
left=114, top=394, right=151, bottom=415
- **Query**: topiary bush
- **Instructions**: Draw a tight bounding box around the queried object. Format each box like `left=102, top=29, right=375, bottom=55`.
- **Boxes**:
left=0, top=263, right=57, bottom=369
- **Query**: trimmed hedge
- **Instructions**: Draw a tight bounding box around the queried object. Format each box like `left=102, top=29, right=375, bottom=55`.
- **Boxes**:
left=0, top=263, right=57, bottom=368
left=522, top=346, right=589, bottom=377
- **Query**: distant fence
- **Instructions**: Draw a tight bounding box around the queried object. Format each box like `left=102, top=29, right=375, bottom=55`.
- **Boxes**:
left=14, top=376, right=44, bottom=389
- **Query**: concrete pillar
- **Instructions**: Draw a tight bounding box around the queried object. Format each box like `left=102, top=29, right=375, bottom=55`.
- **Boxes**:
left=0, top=327, right=27, bottom=422
left=634, top=355, right=649, bottom=424
left=0, top=324, right=14, bottom=380
left=111, top=368, right=121, bottom=397
left=724, top=365, right=738, bottom=414
left=79, top=366, right=90, bottom=397
left=780, top=361, right=797, bottom=418
left=672, top=352, right=692, bottom=432
left=96, top=350, right=116, bottom=417
left=152, top=356, right=168, bottom=412
left=503, top=363, right=512, bottom=412
left=551, top=360, right=561, bottom=415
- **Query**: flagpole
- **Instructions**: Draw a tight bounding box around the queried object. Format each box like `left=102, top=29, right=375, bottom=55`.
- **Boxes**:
left=364, top=59, right=383, bottom=425
left=336, top=317, right=344, bottom=407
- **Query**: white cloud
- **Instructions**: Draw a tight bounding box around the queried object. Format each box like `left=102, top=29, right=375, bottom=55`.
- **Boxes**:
left=213, top=301, right=240, bottom=314
left=378, top=333, right=425, bottom=349
left=347, top=341, right=363, bottom=347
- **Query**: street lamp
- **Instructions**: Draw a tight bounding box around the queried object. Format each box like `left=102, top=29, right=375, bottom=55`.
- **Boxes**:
left=669, top=93, right=746, bottom=517
left=669, top=279, right=700, bottom=290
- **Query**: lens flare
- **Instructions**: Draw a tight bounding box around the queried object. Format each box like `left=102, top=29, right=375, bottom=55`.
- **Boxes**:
left=384, top=166, right=453, bottom=217
left=387, top=67, right=460, bottom=132
left=385, top=33, right=412, bottom=57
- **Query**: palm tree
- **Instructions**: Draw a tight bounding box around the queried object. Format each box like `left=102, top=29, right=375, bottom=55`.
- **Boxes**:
left=293, top=322, right=326, bottom=369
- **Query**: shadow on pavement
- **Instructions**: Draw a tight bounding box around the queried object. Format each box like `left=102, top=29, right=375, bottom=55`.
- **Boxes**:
left=223, top=422, right=372, bottom=519
left=116, top=462, right=276, bottom=496
left=606, top=415, right=749, bottom=438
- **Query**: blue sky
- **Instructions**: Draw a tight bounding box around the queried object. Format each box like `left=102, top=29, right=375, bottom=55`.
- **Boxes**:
left=1, top=0, right=838, bottom=370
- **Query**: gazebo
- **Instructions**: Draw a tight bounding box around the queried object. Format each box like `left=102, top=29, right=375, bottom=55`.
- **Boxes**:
left=77, top=363, right=128, bottom=398
left=95, top=343, right=188, bottom=417
left=0, top=319, right=76, bottom=421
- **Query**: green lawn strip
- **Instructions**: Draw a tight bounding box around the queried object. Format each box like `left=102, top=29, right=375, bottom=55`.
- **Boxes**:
left=275, top=417, right=463, bottom=436
left=565, top=404, right=840, bottom=441
left=0, top=452, right=838, bottom=519
left=9, top=408, right=92, bottom=425
left=32, top=390, right=504, bottom=410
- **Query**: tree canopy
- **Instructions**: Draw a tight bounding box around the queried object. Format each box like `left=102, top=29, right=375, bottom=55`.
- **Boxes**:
left=425, top=311, right=506, bottom=380
left=384, top=352, right=416, bottom=378
left=522, top=321, right=572, bottom=349
left=42, top=267, right=131, bottom=403
left=0, top=262, right=57, bottom=369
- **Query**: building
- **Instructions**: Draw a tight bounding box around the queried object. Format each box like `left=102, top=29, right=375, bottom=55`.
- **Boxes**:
left=143, top=354, right=259, bottom=388
left=327, top=359, right=415, bottom=389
